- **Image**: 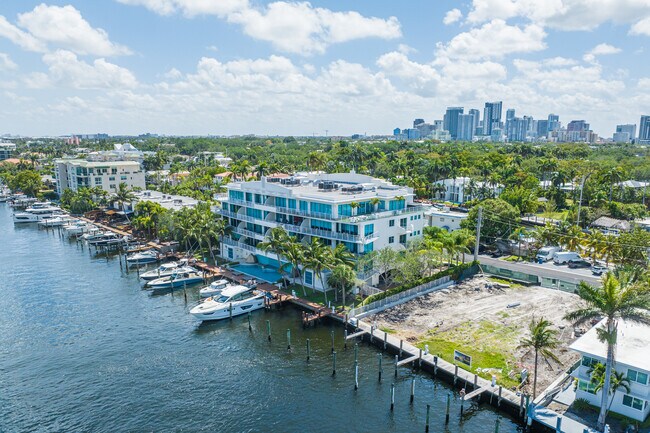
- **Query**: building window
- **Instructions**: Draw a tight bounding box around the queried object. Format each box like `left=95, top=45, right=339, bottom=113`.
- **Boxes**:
left=304, top=270, right=313, bottom=286
left=111, top=168, right=117, bottom=174
left=109, top=184, right=116, bottom=189
left=627, top=369, right=649, bottom=385
left=364, top=242, right=374, bottom=253
left=121, top=176, right=127, bottom=181
left=577, top=380, right=596, bottom=394
left=389, top=236, right=394, bottom=244
left=399, top=234, right=407, bottom=244
left=364, top=224, right=374, bottom=236
left=581, top=356, right=599, bottom=368
left=622, top=395, right=645, bottom=411
left=389, top=219, right=395, bottom=227
left=228, top=248, right=234, bottom=260
left=95, top=177, right=102, bottom=185
left=400, top=218, right=407, bottom=228
left=109, top=176, right=115, bottom=181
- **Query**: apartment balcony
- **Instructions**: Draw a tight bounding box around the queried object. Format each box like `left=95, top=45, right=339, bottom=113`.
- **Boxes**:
left=279, top=223, right=377, bottom=244
left=232, top=226, right=266, bottom=241
left=222, top=237, right=257, bottom=253
left=339, top=205, right=426, bottom=223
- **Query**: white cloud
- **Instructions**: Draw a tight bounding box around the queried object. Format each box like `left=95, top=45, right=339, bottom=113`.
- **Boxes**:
left=40, top=50, right=137, bottom=89
left=376, top=51, right=439, bottom=96
left=206, top=45, right=219, bottom=52
left=0, top=16, right=47, bottom=53
left=630, top=16, right=650, bottom=35
left=467, top=0, right=650, bottom=32
left=583, top=43, right=621, bottom=63
left=443, top=8, right=462, bottom=25
left=17, top=4, right=131, bottom=56
left=0, top=53, right=17, bottom=71
left=120, top=0, right=401, bottom=55
left=435, top=19, right=546, bottom=60
left=117, top=0, right=249, bottom=17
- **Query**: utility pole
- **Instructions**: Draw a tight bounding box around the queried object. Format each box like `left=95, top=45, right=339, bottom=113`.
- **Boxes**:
left=576, top=174, right=590, bottom=228
left=474, top=206, right=482, bottom=262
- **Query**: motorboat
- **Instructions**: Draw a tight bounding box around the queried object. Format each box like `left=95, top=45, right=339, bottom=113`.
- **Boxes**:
left=146, top=270, right=204, bottom=290
left=126, top=249, right=160, bottom=265
left=199, top=279, right=230, bottom=298
left=38, top=215, right=72, bottom=227
left=87, top=232, right=125, bottom=246
left=63, top=221, right=94, bottom=237
left=13, top=205, right=64, bottom=223
left=140, top=261, right=191, bottom=281
left=190, top=285, right=265, bottom=322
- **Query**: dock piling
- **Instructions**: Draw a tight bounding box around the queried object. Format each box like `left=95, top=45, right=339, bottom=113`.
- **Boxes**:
left=330, top=330, right=335, bottom=353
left=390, top=383, right=395, bottom=411
left=394, top=355, right=398, bottom=378
left=495, top=417, right=500, bottom=433
left=425, top=404, right=430, bottom=432
left=248, top=312, right=252, bottom=331
left=410, top=377, right=415, bottom=404
left=418, top=349, right=422, bottom=368
left=383, top=332, right=387, bottom=350
left=433, top=356, right=438, bottom=375
left=378, top=353, right=382, bottom=382
left=454, top=365, right=458, bottom=385
left=445, top=393, right=450, bottom=424
left=266, top=320, right=271, bottom=341
left=354, top=360, right=359, bottom=390
left=354, top=343, right=358, bottom=364
left=306, top=338, right=311, bottom=361
left=498, top=386, right=502, bottom=406
left=344, top=330, right=348, bottom=350
left=332, top=351, right=337, bottom=376
left=286, top=329, right=291, bottom=351
left=229, top=302, right=233, bottom=321
left=399, top=339, right=403, bottom=357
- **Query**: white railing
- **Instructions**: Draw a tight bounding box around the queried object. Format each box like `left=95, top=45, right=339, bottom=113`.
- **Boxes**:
left=222, top=237, right=257, bottom=252
left=350, top=275, right=453, bottom=318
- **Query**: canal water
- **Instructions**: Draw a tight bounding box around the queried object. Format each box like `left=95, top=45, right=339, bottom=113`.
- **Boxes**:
left=0, top=204, right=523, bottom=432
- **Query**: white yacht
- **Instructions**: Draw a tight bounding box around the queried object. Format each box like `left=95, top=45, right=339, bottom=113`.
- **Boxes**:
left=139, top=261, right=191, bottom=281
left=190, top=285, right=265, bottom=322
left=146, top=270, right=204, bottom=290
left=13, top=205, right=63, bottom=223
left=126, top=249, right=160, bottom=265
left=87, top=232, right=125, bottom=246
left=63, top=221, right=94, bottom=237
left=38, top=215, right=72, bottom=227
left=199, top=279, right=230, bottom=298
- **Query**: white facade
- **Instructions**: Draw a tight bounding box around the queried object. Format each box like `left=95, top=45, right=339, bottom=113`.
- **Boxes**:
left=216, top=172, right=426, bottom=290
left=570, top=320, right=650, bottom=422
left=425, top=208, right=468, bottom=232
left=55, top=159, right=145, bottom=195
left=86, top=143, right=145, bottom=163
left=0, top=142, right=16, bottom=161
left=434, top=177, right=503, bottom=204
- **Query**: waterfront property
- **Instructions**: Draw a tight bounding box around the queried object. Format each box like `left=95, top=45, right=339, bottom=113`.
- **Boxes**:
left=569, top=319, right=650, bottom=423
left=216, top=172, right=426, bottom=289
left=55, top=159, right=146, bottom=195
left=433, top=177, right=503, bottom=204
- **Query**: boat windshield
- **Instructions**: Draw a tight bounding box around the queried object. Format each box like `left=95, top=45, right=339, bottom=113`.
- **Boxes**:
left=215, top=295, right=230, bottom=303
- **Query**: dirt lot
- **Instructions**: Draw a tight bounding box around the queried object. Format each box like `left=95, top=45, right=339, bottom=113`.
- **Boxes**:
left=370, top=276, right=585, bottom=393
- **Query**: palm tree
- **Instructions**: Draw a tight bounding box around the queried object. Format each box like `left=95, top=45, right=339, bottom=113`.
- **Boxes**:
left=370, top=197, right=381, bottom=212
left=332, top=243, right=355, bottom=268
left=602, top=167, right=625, bottom=202
left=564, top=272, right=650, bottom=430
left=584, top=230, right=607, bottom=264
left=518, top=317, right=561, bottom=398
left=304, top=238, right=332, bottom=304
left=350, top=201, right=360, bottom=216
left=257, top=227, right=290, bottom=289
left=559, top=225, right=584, bottom=253
left=114, top=183, right=136, bottom=221
left=327, top=264, right=356, bottom=309
left=588, top=363, right=632, bottom=413
left=282, top=238, right=305, bottom=293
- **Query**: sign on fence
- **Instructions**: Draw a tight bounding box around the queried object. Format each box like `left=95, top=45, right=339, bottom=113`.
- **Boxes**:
left=454, top=350, right=472, bottom=367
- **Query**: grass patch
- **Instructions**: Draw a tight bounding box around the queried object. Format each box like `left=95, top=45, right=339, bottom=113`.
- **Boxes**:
left=488, top=277, right=524, bottom=289
left=285, top=284, right=357, bottom=309
left=538, top=211, right=568, bottom=220
left=417, top=320, right=520, bottom=388
left=502, top=255, right=520, bottom=262
left=380, top=326, right=396, bottom=334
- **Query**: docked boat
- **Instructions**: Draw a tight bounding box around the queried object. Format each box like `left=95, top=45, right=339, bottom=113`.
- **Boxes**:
left=190, top=285, right=265, bottom=322
left=146, top=270, right=204, bottom=290
left=126, top=249, right=160, bottom=265
left=87, top=232, right=125, bottom=246
left=139, top=261, right=190, bottom=281
left=13, top=205, right=64, bottom=223
left=38, top=215, right=72, bottom=227
left=64, top=221, right=95, bottom=237
left=199, top=279, right=230, bottom=298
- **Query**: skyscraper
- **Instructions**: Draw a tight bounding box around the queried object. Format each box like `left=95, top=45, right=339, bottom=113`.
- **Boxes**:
left=547, top=114, right=560, bottom=132
left=615, top=124, right=636, bottom=143
left=483, top=101, right=503, bottom=135
left=413, top=118, right=425, bottom=127
left=567, top=120, right=589, bottom=132
left=640, top=116, right=650, bottom=144
left=443, top=107, right=464, bottom=139
left=457, top=114, right=475, bottom=141
left=537, top=120, right=549, bottom=137
left=468, top=109, right=480, bottom=133
left=506, top=109, right=515, bottom=121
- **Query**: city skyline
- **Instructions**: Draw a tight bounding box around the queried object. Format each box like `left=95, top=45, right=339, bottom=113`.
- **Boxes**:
left=1, top=1, right=650, bottom=136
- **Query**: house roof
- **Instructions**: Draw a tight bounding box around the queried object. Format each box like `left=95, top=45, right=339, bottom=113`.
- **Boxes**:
left=590, top=216, right=630, bottom=231
left=570, top=320, right=650, bottom=372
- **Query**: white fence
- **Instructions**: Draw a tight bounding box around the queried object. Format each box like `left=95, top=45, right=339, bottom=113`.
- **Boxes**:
left=350, top=275, right=453, bottom=318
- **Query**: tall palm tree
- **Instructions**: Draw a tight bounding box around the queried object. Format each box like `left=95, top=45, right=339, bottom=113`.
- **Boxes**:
left=564, top=272, right=650, bottom=430
left=588, top=363, right=632, bottom=413
left=559, top=225, right=584, bottom=253
left=304, top=238, right=332, bottom=303
left=602, top=167, right=625, bottom=203
left=327, top=264, right=356, bottom=309
left=258, top=227, right=290, bottom=289
left=518, top=317, right=561, bottom=398
left=114, top=183, right=136, bottom=221
left=332, top=243, right=355, bottom=268
left=282, top=237, right=305, bottom=293
left=584, top=230, right=608, bottom=264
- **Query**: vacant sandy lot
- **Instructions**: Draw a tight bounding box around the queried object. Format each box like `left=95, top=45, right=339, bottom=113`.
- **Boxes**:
left=370, top=276, right=585, bottom=393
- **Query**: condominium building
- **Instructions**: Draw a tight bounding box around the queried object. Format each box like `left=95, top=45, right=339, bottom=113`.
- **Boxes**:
left=216, top=172, right=426, bottom=290
left=433, top=177, right=503, bottom=204
left=55, top=159, right=146, bottom=195
left=570, top=320, right=650, bottom=422
left=0, top=141, right=16, bottom=161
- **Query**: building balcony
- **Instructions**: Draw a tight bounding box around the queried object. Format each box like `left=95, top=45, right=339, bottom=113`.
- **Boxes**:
left=222, top=237, right=257, bottom=253
left=232, top=226, right=266, bottom=241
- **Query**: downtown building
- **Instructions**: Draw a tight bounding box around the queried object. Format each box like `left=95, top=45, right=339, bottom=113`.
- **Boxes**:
left=216, top=172, right=426, bottom=290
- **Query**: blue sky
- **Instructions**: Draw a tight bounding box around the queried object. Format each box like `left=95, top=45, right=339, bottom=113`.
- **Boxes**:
left=1, top=0, right=649, bottom=137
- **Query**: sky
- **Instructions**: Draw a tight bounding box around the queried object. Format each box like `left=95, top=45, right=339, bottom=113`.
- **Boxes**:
left=1, top=0, right=649, bottom=137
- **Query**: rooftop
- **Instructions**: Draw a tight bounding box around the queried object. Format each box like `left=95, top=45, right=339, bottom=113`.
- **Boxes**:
left=570, top=319, right=650, bottom=371
left=590, top=216, right=630, bottom=231
left=56, top=159, right=141, bottom=167
left=133, top=190, right=199, bottom=210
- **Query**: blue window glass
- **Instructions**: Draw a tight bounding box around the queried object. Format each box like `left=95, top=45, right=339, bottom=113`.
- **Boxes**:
left=389, top=199, right=405, bottom=211
left=245, top=192, right=252, bottom=202
left=364, top=242, right=374, bottom=253
left=339, top=223, right=358, bottom=235
left=289, top=199, right=297, bottom=209
left=229, top=190, right=244, bottom=201
left=304, top=271, right=313, bottom=286
left=311, top=219, right=332, bottom=230
left=310, top=202, right=332, bottom=215
left=246, top=208, right=262, bottom=219
left=364, top=224, right=374, bottom=236
left=338, top=204, right=352, bottom=217
left=276, top=197, right=287, bottom=208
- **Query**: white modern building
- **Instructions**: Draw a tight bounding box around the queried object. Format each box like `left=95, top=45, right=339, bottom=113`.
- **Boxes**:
left=120, top=190, right=199, bottom=212
left=216, top=172, right=426, bottom=289
left=433, top=177, right=503, bottom=204
left=55, top=159, right=146, bottom=195
left=570, top=320, right=650, bottom=422
left=425, top=207, right=468, bottom=232
left=0, top=141, right=16, bottom=161
left=86, top=143, right=145, bottom=163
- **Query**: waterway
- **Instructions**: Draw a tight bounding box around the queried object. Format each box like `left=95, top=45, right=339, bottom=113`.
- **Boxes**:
left=0, top=204, right=523, bottom=432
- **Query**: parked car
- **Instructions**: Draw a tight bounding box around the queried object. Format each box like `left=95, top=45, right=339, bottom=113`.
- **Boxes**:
left=568, top=258, right=591, bottom=269
left=536, top=246, right=561, bottom=263
left=553, top=251, right=581, bottom=265
left=591, top=264, right=608, bottom=276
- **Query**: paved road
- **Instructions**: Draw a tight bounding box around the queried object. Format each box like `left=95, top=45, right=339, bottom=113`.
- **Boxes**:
left=476, top=255, right=602, bottom=286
